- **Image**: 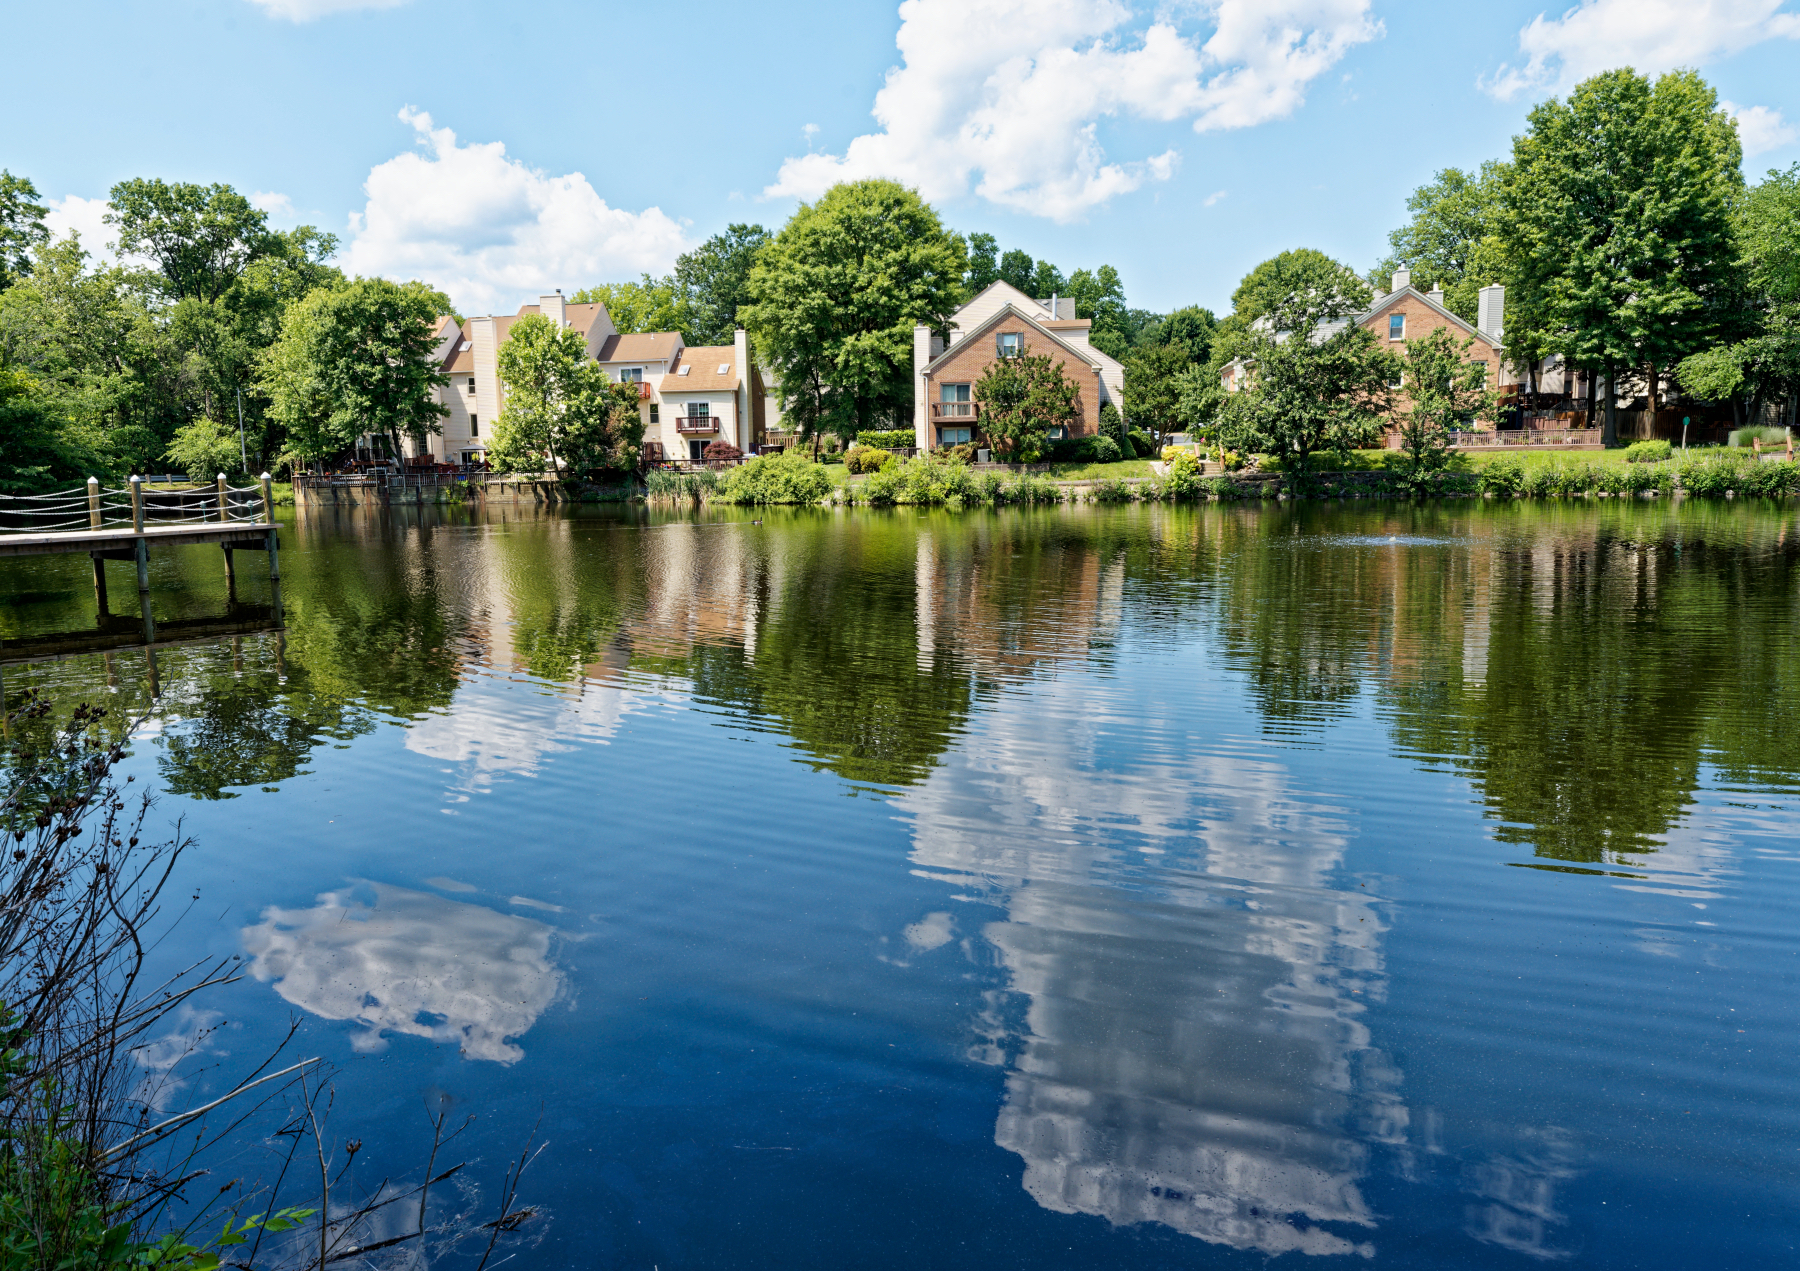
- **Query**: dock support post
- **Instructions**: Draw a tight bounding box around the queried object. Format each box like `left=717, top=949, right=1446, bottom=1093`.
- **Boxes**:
left=91, top=552, right=109, bottom=624
left=266, top=525, right=283, bottom=626
left=134, top=536, right=155, bottom=645
left=222, top=544, right=236, bottom=597
left=260, top=473, right=274, bottom=524
left=217, top=473, right=229, bottom=522
left=87, top=476, right=102, bottom=529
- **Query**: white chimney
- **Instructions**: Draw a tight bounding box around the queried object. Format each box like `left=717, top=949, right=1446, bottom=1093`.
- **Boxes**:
left=1427, top=285, right=1445, bottom=307
left=1391, top=267, right=1411, bottom=292
left=1478, top=284, right=1505, bottom=341
left=540, top=291, right=567, bottom=328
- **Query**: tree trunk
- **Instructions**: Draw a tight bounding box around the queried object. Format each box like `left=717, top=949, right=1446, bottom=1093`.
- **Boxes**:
left=1602, top=362, right=1617, bottom=448
left=1584, top=365, right=1597, bottom=427
left=1646, top=362, right=1659, bottom=420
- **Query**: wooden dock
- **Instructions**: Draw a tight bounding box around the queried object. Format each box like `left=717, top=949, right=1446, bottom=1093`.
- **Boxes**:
left=1, top=476, right=283, bottom=666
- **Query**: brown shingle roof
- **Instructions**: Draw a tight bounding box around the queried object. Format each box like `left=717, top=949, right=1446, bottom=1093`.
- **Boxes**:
left=440, top=322, right=474, bottom=372
left=597, top=331, right=682, bottom=363
left=660, top=345, right=739, bottom=392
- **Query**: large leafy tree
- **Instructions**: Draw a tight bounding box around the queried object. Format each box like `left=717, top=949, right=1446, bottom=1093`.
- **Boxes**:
left=1497, top=68, right=1746, bottom=444
left=742, top=179, right=965, bottom=446
left=965, top=232, right=1000, bottom=292
left=261, top=278, right=447, bottom=463
left=0, top=171, right=49, bottom=291
left=1123, top=343, right=1193, bottom=442
left=997, top=249, right=1035, bottom=293
left=487, top=312, right=639, bottom=476
left=106, top=179, right=276, bottom=304
left=1678, top=163, right=1800, bottom=429
left=1393, top=327, right=1495, bottom=477
left=1212, top=250, right=1396, bottom=473
left=1371, top=162, right=1509, bottom=322
left=570, top=275, right=691, bottom=338
left=972, top=351, right=1081, bottom=462
left=1066, top=264, right=1129, bottom=358
left=673, top=223, right=771, bottom=345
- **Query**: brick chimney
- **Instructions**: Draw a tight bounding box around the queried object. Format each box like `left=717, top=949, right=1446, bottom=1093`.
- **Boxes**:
left=1478, top=285, right=1505, bottom=341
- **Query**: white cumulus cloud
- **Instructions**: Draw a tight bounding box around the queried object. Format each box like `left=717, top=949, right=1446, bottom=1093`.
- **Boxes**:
left=763, top=0, right=1380, bottom=222
left=243, top=0, right=410, bottom=21
left=1482, top=0, right=1800, bottom=100
left=340, top=108, right=690, bottom=317
left=250, top=190, right=295, bottom=222
left=1725, top=101, right=1799, bottom=154
left=43, top=195, right=117, bottom=264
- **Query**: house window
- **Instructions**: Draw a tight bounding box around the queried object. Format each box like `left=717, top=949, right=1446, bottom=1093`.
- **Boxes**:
left=466, top=376, right=475, bottom=392
left=649, top=404, right=659, bottom=423
left=689, top=401, right=710, bottom=420
left=1046, top=426, right=1067, bottom=440
left=938, top=426, right=973, bottom=446
left=618, top=367, right=643, bottom=383
left=688, top=439, right=705, bottom=461
left=997, top=332, right=1023, bottom=358
left=1388, top=314, right=1405, bottom=341
left=469, top=415, right=478, bottom=437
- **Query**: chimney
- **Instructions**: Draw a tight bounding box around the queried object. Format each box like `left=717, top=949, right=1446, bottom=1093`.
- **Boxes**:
left=540, top=291, right=567, bottom=328
left=1478, top=284, right=1505, bottom=341
left=1428, top=285, right=1445, bottom=307
left=1391, top=267, right=1411, bottom=292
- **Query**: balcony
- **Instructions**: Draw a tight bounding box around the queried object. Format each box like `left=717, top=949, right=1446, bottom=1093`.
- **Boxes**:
left=637, top=382, right=652, bottom=400
left=675, top=415, right=717, bottom=434
left=932, top=401, right=978, bottom=420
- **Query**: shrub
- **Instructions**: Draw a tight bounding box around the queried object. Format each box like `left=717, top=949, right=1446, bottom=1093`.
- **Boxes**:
left=1046, top=435, right=1107, bottom=463
left=935, top=442, right=978, bottom=463
left=1091, top=435, right=1123, bottom=463
left=855, top=429, right=914, bottom=449
left=703, top=440, right=743, bottom=463
left=1624, top=439, right=1672, bottom=463
left=644, top=468, right=720, bottom=499
left=997, top=474, right=1064, bottom=505
left=1160, top=445, right=1189, bottom=464
left=1098, top=401, right=1126, bottom=446
left=1159, top=451, right=1205, bottom=500
left=1087, top=477, right=1136, bottom=503
left=845, top=446, right=893, bottom=474
left=716, top=451, right=834, bottom=505
left=1128, top=429, right=1156, bottom=458
left=1675, top=452, right=1746, bottom=496
left=1728, top=426, right=1789, bottom=449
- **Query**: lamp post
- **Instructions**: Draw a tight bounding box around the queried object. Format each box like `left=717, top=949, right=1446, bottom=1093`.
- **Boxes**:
left=1682, top=416, right=1690, bottom=453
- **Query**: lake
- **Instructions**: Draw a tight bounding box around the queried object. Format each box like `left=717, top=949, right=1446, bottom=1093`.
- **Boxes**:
left=3, top=497, right=1798, bottom=1268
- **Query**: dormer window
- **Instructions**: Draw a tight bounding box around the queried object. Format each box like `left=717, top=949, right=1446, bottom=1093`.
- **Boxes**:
left=997, top=332, right=1024, bottom=358
left=1388, top=314, right=1405, bottom=341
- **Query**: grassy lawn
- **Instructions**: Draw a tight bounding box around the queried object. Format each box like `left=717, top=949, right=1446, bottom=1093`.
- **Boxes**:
left=1044, top=459, right=1158, bottom=481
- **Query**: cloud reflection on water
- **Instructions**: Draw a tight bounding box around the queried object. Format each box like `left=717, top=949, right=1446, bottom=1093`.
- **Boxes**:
left=903, top=679, right=1402, bottom=1256
left=241, top=882, right=564, bottom=1063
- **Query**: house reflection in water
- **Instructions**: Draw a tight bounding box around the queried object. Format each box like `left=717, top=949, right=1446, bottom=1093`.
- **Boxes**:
left=241, top=882, right=564, bottom=1063
left=903, top=685, right=1406, bottom=1256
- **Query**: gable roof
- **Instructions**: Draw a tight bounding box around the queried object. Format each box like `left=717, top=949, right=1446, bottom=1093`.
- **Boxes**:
left=597, top=331, right=682, bottom=363
left=924, top=302, right=1102, bottom=376
left=1362, top=286, right=1499, bottom=348
left=661, top=345, right=739, bottom=392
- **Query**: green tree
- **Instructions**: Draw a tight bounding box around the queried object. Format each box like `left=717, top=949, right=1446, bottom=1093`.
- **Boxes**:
left=965, top=232, right=1000, bottom=292
left=261, top=278, right=447, bottom=463
left=165, top=415, right=246, bottom=480
left=1028, top=259, right=1066, bottom=299
left=1231, top=249, right=1371, bottom=331
left=1123, top=342, right=1193, bottom=442
left=570, top=275, right=691, bottom=337
left=972, top=350, right=1081, bottom=462
left=1497, top=68, right=1746, bottom=445
left=0, top=171, right=49, bottom=291
left=998, top=249, right=1035, bottom=292
left=742, top=179, right=965, bottom=448
left=1393, top=327, right=1494, bottom=478
left=1371, top=164, right=1508, bottom=321
left=0, top=365, right=102, bottom=492
left=673, top=224, right=771, bottom=345
left=1154, top=305, right=1218, bottom=364
left=488, top=312, right=639, bottom=476
left=1066, top=264, right=1129, bottom=358
left=105, top=179, right=276, bottom=304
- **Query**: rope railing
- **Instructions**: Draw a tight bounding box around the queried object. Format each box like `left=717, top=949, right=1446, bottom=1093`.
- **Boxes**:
left=0, top=475, right=275, bottom=534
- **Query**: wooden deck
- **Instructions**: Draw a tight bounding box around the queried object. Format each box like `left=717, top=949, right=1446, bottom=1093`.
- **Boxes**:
left=0, top=521, right=276, bottom=559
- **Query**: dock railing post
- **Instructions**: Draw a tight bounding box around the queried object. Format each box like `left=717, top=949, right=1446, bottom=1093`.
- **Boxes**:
left=130, top=476, right=144, bottom=532
left=217, top=473, right=229, bottom=522
left=87, top=476, right=101, bottom=529
left=261, top=472, right=274, bottom=524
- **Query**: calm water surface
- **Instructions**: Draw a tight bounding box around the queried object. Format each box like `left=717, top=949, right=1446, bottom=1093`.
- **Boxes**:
left=3, top=498, right=1799, bottom=1268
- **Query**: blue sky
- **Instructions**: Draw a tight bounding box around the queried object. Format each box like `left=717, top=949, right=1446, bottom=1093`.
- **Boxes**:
left=10, top=0, right=1800, bottom=317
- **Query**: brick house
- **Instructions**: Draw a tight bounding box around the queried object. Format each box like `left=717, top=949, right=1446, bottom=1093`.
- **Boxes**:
left=1221, top=269, right=1518, bottom=420
left=911, top=282, right=1125, bottom=451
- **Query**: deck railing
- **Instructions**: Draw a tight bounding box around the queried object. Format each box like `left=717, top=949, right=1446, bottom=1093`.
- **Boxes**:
left=0, top=475, right=273, bottom=534
left=1448, top=428, right=1603, bottom=448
